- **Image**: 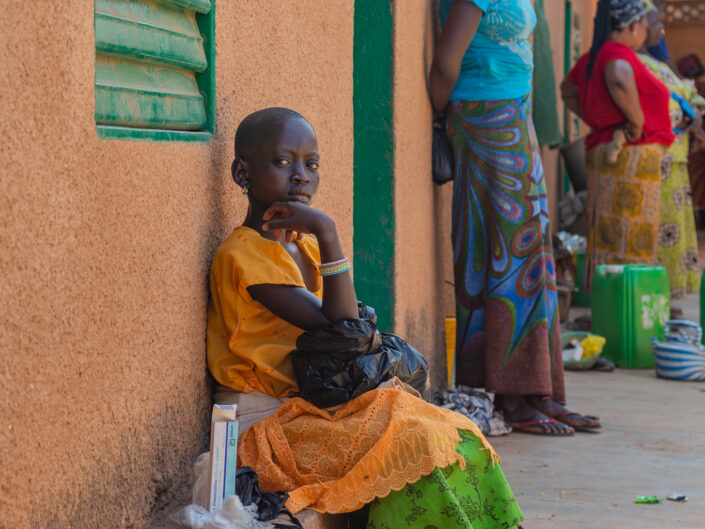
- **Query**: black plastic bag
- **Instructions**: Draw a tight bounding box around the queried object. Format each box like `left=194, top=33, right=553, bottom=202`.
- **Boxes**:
left=236, top=467, right=302, bottom=528
left=432, top=118, right=454, bottom=185
left=291, top=318, right=431, bottom=408
left=357, top=301, right=377, bottom=323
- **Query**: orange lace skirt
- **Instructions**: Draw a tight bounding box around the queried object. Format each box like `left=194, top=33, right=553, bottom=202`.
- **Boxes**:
left=237, top=388, right=498, bottom=514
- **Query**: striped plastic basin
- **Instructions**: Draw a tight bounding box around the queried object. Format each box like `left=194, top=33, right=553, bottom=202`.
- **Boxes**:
left=652, top=320, right=705, bottom=381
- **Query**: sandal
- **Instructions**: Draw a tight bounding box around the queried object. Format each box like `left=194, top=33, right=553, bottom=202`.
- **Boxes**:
left=554, top=411, right=601, bottom=432
left=591, top=356, right=615, bottom=372
left=506, top=418, right=574, bottom=436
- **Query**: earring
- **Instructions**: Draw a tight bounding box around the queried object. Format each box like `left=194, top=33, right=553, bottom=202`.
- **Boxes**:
left=242, top=187, right=249, bottom=196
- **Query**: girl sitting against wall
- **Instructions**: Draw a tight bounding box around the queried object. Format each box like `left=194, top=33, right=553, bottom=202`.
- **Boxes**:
left=206, top=107, right=524, bottom=528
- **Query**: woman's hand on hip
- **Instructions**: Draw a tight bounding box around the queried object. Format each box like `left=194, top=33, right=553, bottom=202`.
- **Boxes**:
left=624, top=121, right=643, bottom=142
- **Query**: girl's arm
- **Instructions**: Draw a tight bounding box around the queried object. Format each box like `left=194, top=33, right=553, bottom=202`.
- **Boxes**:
left=429, top=1, right=483, bottom=112
left=247, top=202, right=358, bottom=331
left=605, top=59, right=645, bottom=141
left=560, top=77, right=583, bottom=120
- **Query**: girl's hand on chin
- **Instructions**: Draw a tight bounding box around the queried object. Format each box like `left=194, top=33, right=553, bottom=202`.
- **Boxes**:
left=262, top=202, right=335, bottom=243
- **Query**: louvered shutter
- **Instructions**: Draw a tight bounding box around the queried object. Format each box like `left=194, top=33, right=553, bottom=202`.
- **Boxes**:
left=95, top=0, right=213, bottom=135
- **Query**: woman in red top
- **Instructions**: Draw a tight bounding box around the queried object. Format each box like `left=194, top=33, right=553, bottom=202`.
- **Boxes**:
left=561, top=0, right=674, bottom=289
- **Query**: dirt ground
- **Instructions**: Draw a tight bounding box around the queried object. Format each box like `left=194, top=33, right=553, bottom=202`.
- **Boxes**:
left=490, top=296, right=705, bottom=529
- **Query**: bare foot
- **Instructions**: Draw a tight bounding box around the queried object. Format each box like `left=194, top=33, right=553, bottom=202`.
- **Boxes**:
left=528, top=397, right=600, bottom=431
left=499, top=395, right=574, bottom=436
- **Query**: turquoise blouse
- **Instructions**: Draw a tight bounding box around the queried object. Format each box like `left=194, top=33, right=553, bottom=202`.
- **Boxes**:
left=440, top=0, right=536, bottom=101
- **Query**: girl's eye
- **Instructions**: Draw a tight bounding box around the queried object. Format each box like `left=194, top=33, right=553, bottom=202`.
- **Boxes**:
left=308, top=160, right=319, bottom=170
left=275, top=158, right=291, bottom=166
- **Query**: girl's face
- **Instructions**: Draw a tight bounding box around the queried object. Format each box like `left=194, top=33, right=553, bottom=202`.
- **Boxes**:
left=645, top=10, right=665, bottom=48
left=244, top=118, right=320, bottom=208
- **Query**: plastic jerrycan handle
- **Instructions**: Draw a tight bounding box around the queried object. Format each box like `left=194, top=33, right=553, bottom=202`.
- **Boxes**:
left=664, top=319, right=703, bottom=345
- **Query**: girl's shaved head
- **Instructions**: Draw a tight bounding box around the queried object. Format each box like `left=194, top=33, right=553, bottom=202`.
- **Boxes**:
left=234, top=107, right=310, bottom=160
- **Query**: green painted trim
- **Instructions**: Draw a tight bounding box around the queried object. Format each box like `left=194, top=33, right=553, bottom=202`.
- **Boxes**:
left=162, top=0, right=211, bottom=14
left=95, top=11, right=208, bottom=72
left=97, top=125, right=212, bottom=142
left=95, top=54, right=207, bottom=129
left=353, top=0, right=395, bottom=332
left=94, top=0, right=215, bottom=140
left=95, top=85, right=207, bottom=129
left=195, top=0, right=215, bottom=134
left=562, top=1, right=572, bottom=196
left=96, top=83, right=204, bottom=101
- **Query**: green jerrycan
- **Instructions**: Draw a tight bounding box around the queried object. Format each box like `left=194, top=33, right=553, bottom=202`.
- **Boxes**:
left=591, top=264, right=670, bottom=368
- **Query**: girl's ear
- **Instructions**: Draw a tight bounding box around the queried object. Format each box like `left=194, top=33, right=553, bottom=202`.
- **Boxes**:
left=232, top=158, right=249, bottom=190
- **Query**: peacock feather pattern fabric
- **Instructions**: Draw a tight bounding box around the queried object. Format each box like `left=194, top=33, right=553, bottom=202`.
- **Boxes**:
left=446, top=95, right=565, bottom=402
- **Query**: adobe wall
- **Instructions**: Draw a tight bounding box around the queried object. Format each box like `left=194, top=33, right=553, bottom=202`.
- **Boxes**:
left=663, top=26, right=705, bottom=69
left=0, top=2, right=354, bottom=528
left=392, top=2, right=450, bottom=389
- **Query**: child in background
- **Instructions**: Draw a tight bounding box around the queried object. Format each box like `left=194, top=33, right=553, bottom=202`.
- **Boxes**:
left=206, top=107, right=523, bottom=528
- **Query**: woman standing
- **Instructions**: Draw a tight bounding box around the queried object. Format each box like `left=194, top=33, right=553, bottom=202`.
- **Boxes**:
left=638, top=3, right=705, bottom=298
left=561, top=0, right=675, bottom=290
left=430, top=0, right=599, bottom=435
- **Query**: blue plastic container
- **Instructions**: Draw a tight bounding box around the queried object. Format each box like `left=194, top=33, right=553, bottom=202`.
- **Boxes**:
left=652, top=320, right=705, bottom=381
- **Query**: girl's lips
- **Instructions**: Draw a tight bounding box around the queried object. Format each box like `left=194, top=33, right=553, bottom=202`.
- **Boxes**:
left=287, top=193, right=310, bottom=203
left=288, top=189, right=311, bottom=202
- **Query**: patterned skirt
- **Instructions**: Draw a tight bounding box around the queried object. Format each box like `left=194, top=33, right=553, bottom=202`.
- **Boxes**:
left=235, top=390, right=523, bottom=527
left=366, top=431, right=523, bottom=529
left=445, top=96, right=565, bottom=402
left=657, top=152, right=700, bottom=298
left=238, top=388, right=503, bottom=514
left=584, top=143, right=664, bottom=290
left=688, top=146, right=705, bottom=212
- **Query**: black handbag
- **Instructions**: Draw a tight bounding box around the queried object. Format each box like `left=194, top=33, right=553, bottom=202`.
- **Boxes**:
left=426, top=2, right=454, bottom=185
left=432, top=113, right=454, bottom=185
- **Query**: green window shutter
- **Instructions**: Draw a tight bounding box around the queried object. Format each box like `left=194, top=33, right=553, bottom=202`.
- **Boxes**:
left=95, top=0, right=214, bottom=141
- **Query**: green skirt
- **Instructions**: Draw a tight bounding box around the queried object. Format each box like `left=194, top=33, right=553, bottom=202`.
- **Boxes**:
left=366, top=430, right=523, bottom=529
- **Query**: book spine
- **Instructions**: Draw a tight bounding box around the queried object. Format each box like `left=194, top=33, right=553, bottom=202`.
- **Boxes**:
left=209, top=421, right=227, bottom=512
left=223, top=421, right=238, bottom=497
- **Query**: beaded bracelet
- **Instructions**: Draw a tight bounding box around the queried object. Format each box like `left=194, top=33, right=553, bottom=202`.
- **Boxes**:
left=319, top=257, right=351, bottom=277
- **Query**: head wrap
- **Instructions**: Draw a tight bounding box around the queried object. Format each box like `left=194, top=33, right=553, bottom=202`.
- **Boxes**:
left=641, top=0, right=656, bottom=13
left=609, top=0, right=645, bottom=29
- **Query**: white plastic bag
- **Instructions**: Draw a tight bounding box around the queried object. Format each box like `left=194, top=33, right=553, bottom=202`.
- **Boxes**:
left=169, top=495, right=273, bottom=529
left=167, top=453, right=273, bottom=529
left=193, top=452, right=211, bottom=509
